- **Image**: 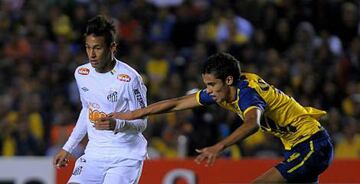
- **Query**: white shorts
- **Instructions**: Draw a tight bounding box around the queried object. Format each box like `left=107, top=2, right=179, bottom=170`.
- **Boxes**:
left=68, top=154, right=143, bottom=184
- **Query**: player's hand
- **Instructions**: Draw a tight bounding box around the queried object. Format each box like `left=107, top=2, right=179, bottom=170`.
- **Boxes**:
left=94, top=117, right=116, bottom=130
left=194, top=143, right=224, bottom=167
left=53, top=149, right=71, bottom=168
left=109, top=111, right=135, bottom=120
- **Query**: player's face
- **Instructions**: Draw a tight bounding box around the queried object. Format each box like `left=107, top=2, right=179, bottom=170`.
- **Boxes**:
left=202, top=73, right=230, bottom=103
left=85, top=34, right=115, bottom=72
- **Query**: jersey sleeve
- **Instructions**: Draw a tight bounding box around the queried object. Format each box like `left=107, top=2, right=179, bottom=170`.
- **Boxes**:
left=238, top=87, right=266, bottom=115
left=63, top=76, right=88, bottom=153
left=196, top=89, right=216, bottom=105
left=115, top=75, right=147, bottom=133
left=129, top=75, right=147, bottom=110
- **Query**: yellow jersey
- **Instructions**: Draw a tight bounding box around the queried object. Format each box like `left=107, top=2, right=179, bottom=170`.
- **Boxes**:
left=196, top=73, right=326, bottom=150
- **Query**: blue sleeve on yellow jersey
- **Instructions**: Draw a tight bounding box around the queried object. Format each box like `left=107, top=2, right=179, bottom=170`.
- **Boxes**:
left=238, top=87, right=266, bottom=112
left=198, top=89, right=216, bottom=105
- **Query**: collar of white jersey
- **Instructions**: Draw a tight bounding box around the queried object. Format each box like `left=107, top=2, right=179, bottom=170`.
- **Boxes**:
left=91, top=59, right=119, bottom=75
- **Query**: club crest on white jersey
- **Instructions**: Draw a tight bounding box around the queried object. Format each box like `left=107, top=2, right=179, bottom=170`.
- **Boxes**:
left=107, top=88, right=118, bottom=102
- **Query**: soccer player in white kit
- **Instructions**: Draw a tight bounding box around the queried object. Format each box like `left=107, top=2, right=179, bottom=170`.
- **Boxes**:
left=53, top=15, right=148, bottom=184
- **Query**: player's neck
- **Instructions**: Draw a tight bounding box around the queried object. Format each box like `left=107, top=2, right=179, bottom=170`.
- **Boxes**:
left=96, top=59, right=116, bottom=73
left=226, top=86, right=237, bottom=103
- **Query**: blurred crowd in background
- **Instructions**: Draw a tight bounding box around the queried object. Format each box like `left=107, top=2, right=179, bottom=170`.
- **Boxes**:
left=0, top=0, right=359, bottom=159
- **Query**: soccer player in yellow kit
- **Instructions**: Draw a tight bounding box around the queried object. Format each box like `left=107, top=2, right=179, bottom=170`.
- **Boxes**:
left=109, top=52, right=334, bottom=183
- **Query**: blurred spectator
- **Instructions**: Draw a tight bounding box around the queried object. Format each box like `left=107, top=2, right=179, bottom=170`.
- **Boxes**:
left=148, top=0, right=183, bottom=8
left=323, top=108, right=343, bottom=142
left=170, top=2, right=199, bottom=50
left=181, top=88, right=218, bottom=157
left=335, top=2, right=359, bottom=49
left=338, top=36, right=360, bottom=84
left=4, top=34, right=31, bottom=60
left=146, top=42, right=170, bottom=99
left=148, top=8, right=175, bottom=42
left=1, top=96, right=44, bottom=156
left=241, top=131, right=281, bottom=158
left=117, top=9, right=143, bottom=44
left=335, top=117, right=360, bottom=158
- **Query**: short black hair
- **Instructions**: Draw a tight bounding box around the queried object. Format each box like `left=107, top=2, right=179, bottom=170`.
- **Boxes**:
left=201, top=52, right=241, bottom=83
left=84, top=15, right=116, bottom=46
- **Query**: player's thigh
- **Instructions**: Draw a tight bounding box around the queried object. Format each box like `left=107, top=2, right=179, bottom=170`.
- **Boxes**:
left=310, top=137, right=334, bottom=174
left=275, top=137, right=333, bottom=183
left=252, top=167, right=286, bottom=183
left=68, top=155, right=105, bottom=184
left=103, top=159, right=143, bottom=184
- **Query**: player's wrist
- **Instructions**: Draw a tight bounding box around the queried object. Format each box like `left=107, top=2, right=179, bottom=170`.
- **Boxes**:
left=61, top=149, right=70, bottom=154
left=215, top=143, right=226, bottom=151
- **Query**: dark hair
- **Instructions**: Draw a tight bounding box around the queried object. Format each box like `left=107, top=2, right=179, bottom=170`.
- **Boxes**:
left=201, top=52, right=241, bottom=83
left=84, top=15, right=116, bottom=46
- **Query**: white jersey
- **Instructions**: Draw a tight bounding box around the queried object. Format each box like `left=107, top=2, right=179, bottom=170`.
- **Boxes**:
left=63, top=59, right=148, bottom=160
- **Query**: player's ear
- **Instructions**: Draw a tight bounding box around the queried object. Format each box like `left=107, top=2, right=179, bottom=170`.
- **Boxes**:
left=110, top=42, right=117, bottom=53
left=225, top=76, right=233, bottom=86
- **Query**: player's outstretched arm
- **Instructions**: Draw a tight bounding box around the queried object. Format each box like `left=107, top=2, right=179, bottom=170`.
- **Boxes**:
left=195, top=108, right=262, bottom=166
left=110, top=93, right=200, bottom=120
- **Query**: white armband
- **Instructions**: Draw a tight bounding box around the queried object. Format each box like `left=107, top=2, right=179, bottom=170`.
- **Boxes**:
left=114, top=118, right=147, bottom=134
left=114, top=119, right=126, bottom=134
